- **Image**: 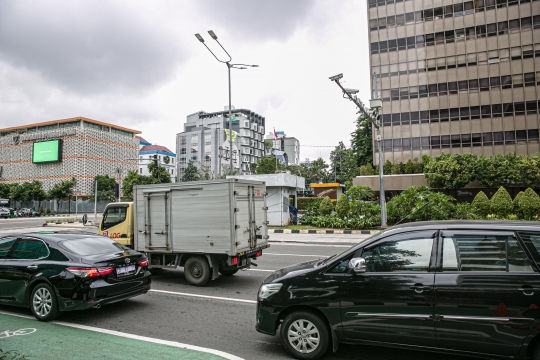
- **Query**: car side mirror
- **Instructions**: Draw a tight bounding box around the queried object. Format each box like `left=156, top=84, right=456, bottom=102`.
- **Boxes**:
left=348, top=257, right=366, bottom=273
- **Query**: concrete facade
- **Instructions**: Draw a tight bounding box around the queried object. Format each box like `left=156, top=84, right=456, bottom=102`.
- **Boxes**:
left=367, top=0, right=540, bottom=165
left=0, top=117, right=140, bottom=196
left=136, top=136, right=177, bottom=182
left=177, top=108, right=265, bottom=181
left=228, top=173, right=305, bottom=226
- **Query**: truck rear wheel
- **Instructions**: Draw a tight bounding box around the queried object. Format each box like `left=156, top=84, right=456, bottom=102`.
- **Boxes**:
left=184, top=256, right=211, bottom=286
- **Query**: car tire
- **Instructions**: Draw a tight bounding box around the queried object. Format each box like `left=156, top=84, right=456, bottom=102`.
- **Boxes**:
left=184, top=256, right=211, bottom=286
left=219, top=269, right=238, bottom=276
left=30, top=283, right=60, bottom=322
left=280, top=311, right=330, bottom=360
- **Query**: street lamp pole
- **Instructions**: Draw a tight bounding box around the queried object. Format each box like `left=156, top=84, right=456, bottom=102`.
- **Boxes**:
left=195, top=31, right=258, bottom=176
left=329, top=72, right=387, bottom=228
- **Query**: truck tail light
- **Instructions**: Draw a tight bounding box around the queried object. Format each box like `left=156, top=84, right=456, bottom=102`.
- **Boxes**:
left=232, top=257, right=238, bottom=265
left=256, top=251, right=262, bottom=257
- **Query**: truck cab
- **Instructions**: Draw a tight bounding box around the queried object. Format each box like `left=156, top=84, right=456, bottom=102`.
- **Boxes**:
left=98, top=202, right=134, bottom=247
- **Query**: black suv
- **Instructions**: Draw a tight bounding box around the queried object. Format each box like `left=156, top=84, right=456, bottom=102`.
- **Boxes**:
left=256, top=221, right=540, bottom=360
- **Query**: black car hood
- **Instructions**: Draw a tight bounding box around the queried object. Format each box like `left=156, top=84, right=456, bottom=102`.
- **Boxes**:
left=263, top=258, right=324, bottom=284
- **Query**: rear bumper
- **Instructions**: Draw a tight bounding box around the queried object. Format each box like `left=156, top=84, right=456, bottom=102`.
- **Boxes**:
left=58, top=271, right=151, bottom=311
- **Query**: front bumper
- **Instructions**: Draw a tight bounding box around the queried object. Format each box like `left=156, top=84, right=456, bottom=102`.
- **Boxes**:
left=255, top=300, right=282, bottom=336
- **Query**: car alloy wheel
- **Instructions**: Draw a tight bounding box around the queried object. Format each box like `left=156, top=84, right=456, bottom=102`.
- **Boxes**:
left=33, top=287, right=53, bottom=317
left=288, top=319, right=320, bottom=354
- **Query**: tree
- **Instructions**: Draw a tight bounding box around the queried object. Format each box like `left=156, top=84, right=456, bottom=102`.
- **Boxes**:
left=364, top=163, right=376, bottom=175
left=518, top=188, right=540, bottom=220
left=471, top=191, right=491, bottom=218
left=148, top=162, right=171, bottom=183
left=90, top=175, right=117, bottom=202
left=476, top=153, right=521, bottom=188
left=347, top=186, right=373, bottom=202
left=383, top=160, right=392, bottom=175
left=513, top=191, right=524, bottom=217
left=48, top=179, right=76, bottom=209
left=26, top=181, right=46, bottom=209
left=255, top=156, right=285, bottom=175
left=330, top=142, right=359, bottom=184
left=350, top=114, right=373, bottom=167
left=9, top=184, right=24, bottom=207
left=335, top=194, right=349, bottom=219
left=182, top=161, right=201, bottom=182
left=319, top=197, right=333, bottom=216
left=0, top=183, right=13, bottom=198
left=490, top=186, right=513, bottom=218
left=521, top=154, right=540, bottom=189
left=424, top=153, right=477, bottom=190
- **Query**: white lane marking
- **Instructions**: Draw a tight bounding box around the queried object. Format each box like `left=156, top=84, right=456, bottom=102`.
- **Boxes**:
left=150, top=289, right=257, bottom=304
left=247, top=269, right=274, bottom=272
left=270, top=243, right=350, bottom=248
left=0, top=310, right=244, bottom=360
left=264, top=253, right=324, bottom=257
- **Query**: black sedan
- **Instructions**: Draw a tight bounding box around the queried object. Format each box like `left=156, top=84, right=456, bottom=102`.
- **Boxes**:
left=0, top=231, right=151, bottom=321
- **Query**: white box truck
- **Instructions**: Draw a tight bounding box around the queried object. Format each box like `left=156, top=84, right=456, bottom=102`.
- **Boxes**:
left=98, top=179, right=270, bottom=286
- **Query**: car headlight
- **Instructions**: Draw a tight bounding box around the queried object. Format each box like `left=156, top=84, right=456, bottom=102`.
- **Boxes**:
left=259, top=283, right=282, bottom=300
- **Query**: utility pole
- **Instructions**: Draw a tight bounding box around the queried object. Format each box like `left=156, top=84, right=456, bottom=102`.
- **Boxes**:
left=329, top=72, right=387, bottom=228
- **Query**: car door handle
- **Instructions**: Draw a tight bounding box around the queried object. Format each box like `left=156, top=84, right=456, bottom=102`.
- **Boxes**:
left=27, top=265, right=38, bottom=270
left=516, top=287, right=540, bottom=296
left=410, top=285, right=432, bottom=293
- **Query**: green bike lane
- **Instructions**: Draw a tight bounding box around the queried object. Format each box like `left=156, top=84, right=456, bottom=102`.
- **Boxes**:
left=0, top=312, right=242, bottom=360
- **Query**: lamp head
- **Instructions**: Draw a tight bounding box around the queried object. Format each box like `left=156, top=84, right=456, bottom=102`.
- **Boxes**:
left=208, top=30, right=218, bottom=40
left=195, top=33, right=205, bottom=43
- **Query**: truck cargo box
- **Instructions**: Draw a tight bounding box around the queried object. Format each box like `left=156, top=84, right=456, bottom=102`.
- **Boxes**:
left=133, top=179, right=268, bottom=255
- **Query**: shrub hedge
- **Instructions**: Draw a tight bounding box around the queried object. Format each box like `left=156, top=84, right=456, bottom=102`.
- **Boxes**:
left=490, top=186, right=513, bottom=218
left=471, top=191, right=491, bottom=218
left=518, top=188, right=540, bottom=220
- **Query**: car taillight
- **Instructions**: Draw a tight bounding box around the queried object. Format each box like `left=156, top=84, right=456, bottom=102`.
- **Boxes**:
left=138, top=258, right=149, bottom=267
left=67, top=267, right=114, bottom=278
left=256, top=251, right=262, bottom=257
left=232, top=257, right=238, bottom=265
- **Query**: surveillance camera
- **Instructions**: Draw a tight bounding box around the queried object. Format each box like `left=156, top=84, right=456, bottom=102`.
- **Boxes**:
left=329, top=73, right=343, bottom=81
left=344, top=88, right=359, bottom=95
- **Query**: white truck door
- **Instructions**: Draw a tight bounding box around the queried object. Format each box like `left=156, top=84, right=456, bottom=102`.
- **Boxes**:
left=234, top=184, right=267, bottom=251
left=142, top=191, right=170, bottom=251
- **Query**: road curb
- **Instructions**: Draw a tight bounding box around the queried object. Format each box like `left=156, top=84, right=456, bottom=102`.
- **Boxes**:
left=268, top=229, right=375, bottom=235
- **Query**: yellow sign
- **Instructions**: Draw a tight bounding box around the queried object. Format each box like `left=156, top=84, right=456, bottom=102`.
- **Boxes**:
left=224, top=129, right=237, bottom=142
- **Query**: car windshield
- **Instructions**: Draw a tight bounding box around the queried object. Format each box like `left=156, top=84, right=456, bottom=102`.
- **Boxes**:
left=60, top=237, right=127, bottom=256
left=321, top=232, right=381, bottom=265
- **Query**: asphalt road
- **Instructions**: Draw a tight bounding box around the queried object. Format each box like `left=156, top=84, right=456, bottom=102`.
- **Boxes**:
left=0, top=239, right=481, bottom=360
left=0, top=215, right=101, bottom=231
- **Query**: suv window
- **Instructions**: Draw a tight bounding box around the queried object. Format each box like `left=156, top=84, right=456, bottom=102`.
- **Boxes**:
left=101, top=206, right=127, bottom=231
left=517, top=232, right=540, bottom=268
left=0, top=237, right=17, bottom=259
left=362, top=238, right=434, bottom=272
left=442, top=234, right=535, bottom=272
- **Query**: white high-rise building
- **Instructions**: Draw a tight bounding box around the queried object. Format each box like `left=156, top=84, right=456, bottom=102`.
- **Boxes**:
left=265, top=131, right=301, bottom=166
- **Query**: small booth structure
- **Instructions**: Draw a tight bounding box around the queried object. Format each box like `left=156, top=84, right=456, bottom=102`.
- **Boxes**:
left=310, top=183, right=346, bottom=202
left=228, top=173, right=305, bottom=226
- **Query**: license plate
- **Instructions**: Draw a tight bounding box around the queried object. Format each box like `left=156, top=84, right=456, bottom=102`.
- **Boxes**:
left=116, top=265, right=136, bottom=276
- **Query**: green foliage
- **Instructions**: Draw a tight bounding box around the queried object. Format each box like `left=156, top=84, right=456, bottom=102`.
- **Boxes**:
left=148, top=162, right=171, bottom=183
left=330, top=142, right=359, bottom=184
left=513, top=191, right=524, bottom=217
left=359, top=166, right=367, bottom=176
left=404, top=159, right=414, bottom=174
left=299, top=213, right=380, bottom=229
left=296, top=197, right=324, bottom=211
left=490, top=186, right=513, bottom=218
left=383, top=160, right=392, bottom=175
left=319, top=197, right=333, bottom=216
left=254, top=156, right=286, bottom=175
left=521, top=154, right=540, bottom=188
left=90, top=175, right=117, bottom=201
left=471, top=191, right=491, bottom=218
left=476, top=153, right=521, bottom=188
left=518, top=188, right=540, bottom=220
left=348, top=201, right=360, bottom=217
left=0, top=183, right=14, bottom=198
left=350, top=114, right=373, bottom=168
left=359, top=201, right=380, bottom=217
left=364, top=164, right=376, bottom=175
left=264, top=139, right=273, bottom=149
left=386, top=186, right=456, bottom=225
left=391, top=162, right=403, bottom=175
left=335, top=194, right=349, bottom=219
left=46, top=208, right=51, bottom=214
left=47, top=179, right=75, bottom=206
left=347, top=186, right=373, bottom=201
left=424, top=153, right=478, bottom=190
left=182, top=160, right=201, bottom=182
left=121, top=170, right=154, bottom=199
left=454, top=202, right=479, bottom=220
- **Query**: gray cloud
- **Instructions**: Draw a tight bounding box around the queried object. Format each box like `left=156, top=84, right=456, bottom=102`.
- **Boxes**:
left=0, top=1, right=185, bottom=95
left=195, top=0, right=315, bottom=41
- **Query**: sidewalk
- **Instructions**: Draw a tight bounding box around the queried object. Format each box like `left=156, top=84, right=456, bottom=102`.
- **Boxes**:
left=0, top=312, right=240, bottom=360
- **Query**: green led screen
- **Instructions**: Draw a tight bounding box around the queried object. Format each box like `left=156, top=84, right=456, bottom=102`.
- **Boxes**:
left=32, top=140, right=62, bottom=163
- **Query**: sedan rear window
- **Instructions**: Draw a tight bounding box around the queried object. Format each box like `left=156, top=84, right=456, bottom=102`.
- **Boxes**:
left=60, top=237, right=126, bottom=256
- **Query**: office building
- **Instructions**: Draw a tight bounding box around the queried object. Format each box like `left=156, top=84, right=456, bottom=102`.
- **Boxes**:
left=0, top=117, right=140, bottom=195
left=136, top=136, right=176, bottom=182
left=265, top=131, right=301, bottom=165
left=176, top=108, right=265, bottom=180
left=367, top=0, right=540, bottom=164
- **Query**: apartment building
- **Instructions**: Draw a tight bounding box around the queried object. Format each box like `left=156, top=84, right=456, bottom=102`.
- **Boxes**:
left=264, top=131, right=301, bottom=165
left=368, top=0, right=540, bottom=164
left=176, top=108, right=265, bottom=180
left=136, top=136, right=176, bottom=182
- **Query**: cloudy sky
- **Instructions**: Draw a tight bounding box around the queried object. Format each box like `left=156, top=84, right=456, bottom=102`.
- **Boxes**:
left=0, top=0, right=370, bottom=162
